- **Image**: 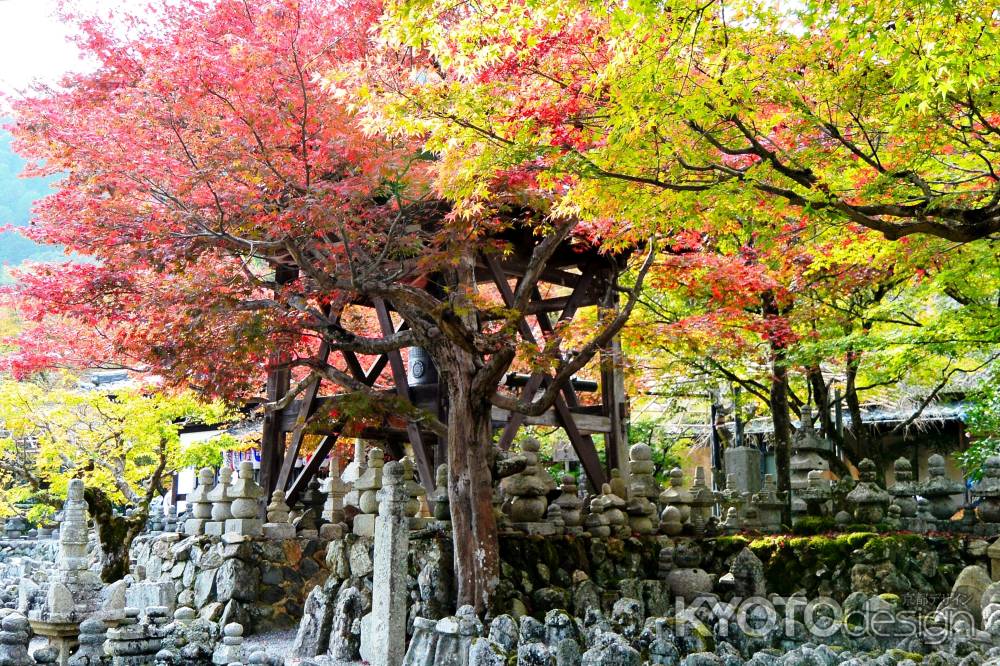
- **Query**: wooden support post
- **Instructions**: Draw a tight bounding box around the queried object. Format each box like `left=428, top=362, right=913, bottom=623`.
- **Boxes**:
left=260, top=369, right=290, bottom=502
left=275, top=372, right=323, bottom=492
left=259, top=265, right=298, bottom=499
left=373, top=298, right=435, bottom=490
left=277, top=318, right=332, bottom=493
left=599, top=280, right=629, bottom=480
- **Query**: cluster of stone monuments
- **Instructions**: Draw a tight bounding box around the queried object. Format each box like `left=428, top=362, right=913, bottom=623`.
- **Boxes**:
left=487, top=439, right=784, bottom=539
left=489, top=435, right=998, bottom=541
left=3, top=427, right=1000, bottom=666
left=784, top=409, right=1000, bottom=535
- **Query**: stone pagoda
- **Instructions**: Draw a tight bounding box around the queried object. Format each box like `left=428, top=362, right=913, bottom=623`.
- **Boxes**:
left=719, top=474, right=747, bottom=522
left=320, top=457, right=350, bottom=540
left=974, top=456, right=1000, bottom=524
left=342, top=440, right=368, bottom=512
left=500, top=440, right=550, bottom=534
left=205, top=466, right=234, bottom=536
left=427, top=464, right=451, bottom=526
left=263, top=490, right=296, bottom=540
left=659, top=468, right=692, bottom=524
left=225, top=461, right=265, bottom=537
left=799, top=470, right=832, bottom=519
left=28, top=479, right=104, bottom=664
left=687, top=467, right=716, bottom=536
left=401, top=457, right=428, bottom=529
left=748, top=474, right=785, bottom=533
left=790, top=407, right=833, bottom=517
left=624, top=444, right=659, bottom=535
left=184, top=468, right=215, bottom=536
left=353, top=448, right=385, bottom=537
left=888, top=457, right=918, bottom=519
left=552, top=475, right=583, bottom=534
left=922, top=453, right=965, bottom=521
left=846, top=458, right=891, bottom=523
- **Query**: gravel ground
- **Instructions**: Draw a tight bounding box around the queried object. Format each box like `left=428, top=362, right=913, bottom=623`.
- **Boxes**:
left=243, top=628, right=299, bottom=658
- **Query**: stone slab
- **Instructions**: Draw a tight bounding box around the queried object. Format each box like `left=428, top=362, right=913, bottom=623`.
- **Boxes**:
left=183, top=519, right=207, bottom=536
left=224, top=518, right=263, bottom=537
left=204, top=521, right=226, bottom=536
left=353, top=515, right=376, bottom=538
left=725, top=446, right=762, bottom=494
left=511, top=522, right=556, bottom=536
left=262, top=523, right=296, bottom=541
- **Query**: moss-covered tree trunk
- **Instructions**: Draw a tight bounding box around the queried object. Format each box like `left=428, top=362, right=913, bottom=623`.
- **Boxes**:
left=84, top=487, right=148, bottom=583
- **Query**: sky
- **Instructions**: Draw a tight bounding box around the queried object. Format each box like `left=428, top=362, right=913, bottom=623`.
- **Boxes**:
left=0, top=0, right=103, bottom=103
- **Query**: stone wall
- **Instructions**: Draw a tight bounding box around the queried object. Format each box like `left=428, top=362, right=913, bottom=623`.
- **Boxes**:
left=293, top=529, right=987, bottom=662
left=0, top=538, right=57, bottom=563
left=130, top=532, right=330, bottom=632
left=327, top=532, right=989, bottom=619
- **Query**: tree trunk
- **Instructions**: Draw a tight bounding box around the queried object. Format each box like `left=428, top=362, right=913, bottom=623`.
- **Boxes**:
left=807, top=365, right=835, bottom=438
left=83, top=488, right=147, bottom=583
left=769, top=350, right=793, bottom=526
left=806, top=365, right=851, bottom=478
left=443, top=358, right=500, bottom=615
left=844, top=346, right=881, bottom=480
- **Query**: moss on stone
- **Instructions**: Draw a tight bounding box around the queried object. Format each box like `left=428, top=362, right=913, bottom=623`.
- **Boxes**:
left=885, top=648, right=924, bottom=662
left=878, top=593, right=902, bottom=607
left=790, top=516, right=839, bottom=535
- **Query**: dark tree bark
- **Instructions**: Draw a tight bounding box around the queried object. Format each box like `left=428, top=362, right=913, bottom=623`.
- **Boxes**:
left=807, top=365, right=835, bottom=438
left=442, top=359, right=500, bottom=612
left=844, top=345, right=883, bottom=480
left=762, top=292, right=793, bottom=525
left=805, top=364, right=852, bottom=478
left=769, top=351, right=793, bottom=526
left=83, top=487, right=148, bottom=583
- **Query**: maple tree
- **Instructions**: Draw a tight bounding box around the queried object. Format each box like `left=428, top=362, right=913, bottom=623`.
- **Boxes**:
left=378, top=0, right=1000, bottom=505
left=630, top=222, right=1000, bottom=491
left=381, top=0, right=1000, bottom=243
left=0, top=376, right=229, bottom=581
left=3, top=0, right=653, bottom=611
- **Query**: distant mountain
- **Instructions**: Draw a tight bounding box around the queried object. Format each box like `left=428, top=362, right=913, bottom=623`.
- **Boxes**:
left=0, top=119, right=63, bottom=281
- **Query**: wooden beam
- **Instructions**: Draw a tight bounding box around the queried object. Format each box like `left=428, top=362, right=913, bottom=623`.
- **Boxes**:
left=279, top=385, right=440, bottom=430
left=274, top=374, right=320, bottom=492
left=480, top=295, right=601, bottom=320
left=556, top=394, right=607, bottom=489
left=365, top=354, right=390, bottom=384
left=293, top=406, right=610, bottom=437
left=531, top=283, right=594, bottom=412
left=483, top=255, right=606, bottom=487
left=342, top=350, right=368, bottom=382
left=490, top=407, right=611, bottom=434
left=373, top=298, right=435, bottom=489
left=286, top=432, right=339, bottom=506
left=486, top=256, right=591, bottom=446
left=477, top=258, right=590, bottom=290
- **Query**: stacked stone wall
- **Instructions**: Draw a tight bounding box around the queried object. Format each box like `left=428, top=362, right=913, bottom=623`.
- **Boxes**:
left=130, top=532, right=329, bottom=632
left=289, top=530, right=988, bottom=661
left=0, top=539, right=57, bottom=563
